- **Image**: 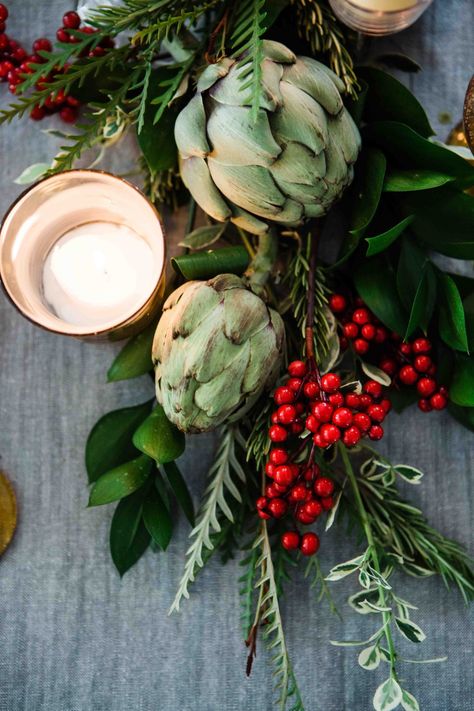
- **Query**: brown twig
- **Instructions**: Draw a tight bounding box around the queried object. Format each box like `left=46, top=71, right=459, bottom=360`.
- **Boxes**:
left=204, top=8, right=229, bottom=63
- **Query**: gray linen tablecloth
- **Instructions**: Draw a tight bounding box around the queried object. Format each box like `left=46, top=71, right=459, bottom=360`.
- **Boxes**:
left=0, top=1, right=473, bottom=709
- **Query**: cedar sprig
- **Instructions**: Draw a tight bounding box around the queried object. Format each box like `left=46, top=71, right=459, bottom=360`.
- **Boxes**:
left=131, top=0, right=223, bottom=46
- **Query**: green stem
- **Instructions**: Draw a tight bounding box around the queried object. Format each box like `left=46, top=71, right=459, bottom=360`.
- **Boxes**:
left=338, top=442, right=398, bottom=680
left=244, top=229, right=278, bottom=294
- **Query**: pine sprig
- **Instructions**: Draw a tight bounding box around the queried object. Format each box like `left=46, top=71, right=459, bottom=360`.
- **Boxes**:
left=229, top=0, right=267, bottom=121
left=132, top=0, right=223, bottom=46
left=239, top=545, right=260, bottom=637
left=169, top=426, right=246, bottom=613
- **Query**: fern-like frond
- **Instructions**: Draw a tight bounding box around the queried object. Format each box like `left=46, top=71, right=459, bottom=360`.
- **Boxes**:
left=131, top=0, right=222, bottom=46
left=239, top=546, right=260, bottom=637
left=229, top=0, right=267, bottom=121
left=169, top=426, right=246, bottom=613
left=151, top=59, right=194, bottom=125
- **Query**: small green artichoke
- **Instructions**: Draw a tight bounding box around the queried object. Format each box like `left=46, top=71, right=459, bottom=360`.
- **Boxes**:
left=153, top=274, right=285, bottom=433
left=175, top=40, right=361, bottom=235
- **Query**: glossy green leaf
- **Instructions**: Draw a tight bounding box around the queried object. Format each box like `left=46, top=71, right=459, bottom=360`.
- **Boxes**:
left=395, top=617, right=426, bottom=643
left=464, top=293, right=474, bottom=351
left=179, top=224, right=227, bottom=250
left=365, top=215, right=414, bottom=256
left=346, top=78, right=368, bottom=127
left=438, top=273, right=469, bottom=353
left=448, top=403, right=474, bottom=432
left=110, top=487, right=150, bottom=576
left=172, top=246, right=250, bottom=279
left=389, top=388, right=418, bottom=413
left=107, top=322, right=156, bottom=382
left=383, top=169, right=454, bottom=192
left=396, top=240, right=436, bottom=335
left=349, top=147, right=387, bottom=238
left=133, top=404, right=185, bottom=464
left=85, top=400, right=154, bottom=483
left=450, top=354, right=474, bottom=406
left=89, top=454, right=153, bottom=506
left=404, top=262, right=437, bottom=339
left=163, top=461, right=195, bottom=526
left=375, top=53, right=421, bottom=74
left=364, top=121, right=474, bottom=188
left=142, top=479, right=173, bottom=551
left=354, top=256, right=407, bottom=335
left=358, top=66, right=433, bottom=137
left=137, top=68, right=180, bottom=173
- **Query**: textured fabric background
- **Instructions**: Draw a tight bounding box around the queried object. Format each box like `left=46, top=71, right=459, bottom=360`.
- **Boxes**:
left=0, top=2, right=473, bottom=709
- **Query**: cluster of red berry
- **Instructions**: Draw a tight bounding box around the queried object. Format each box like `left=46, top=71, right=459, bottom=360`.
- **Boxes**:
left=0, top=6, right=113, bottom=123
left=329, top=294, right=448, bottom=412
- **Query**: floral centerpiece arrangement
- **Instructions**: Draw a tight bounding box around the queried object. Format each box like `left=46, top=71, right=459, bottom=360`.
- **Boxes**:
left=1, top=1, right=474, bottom=709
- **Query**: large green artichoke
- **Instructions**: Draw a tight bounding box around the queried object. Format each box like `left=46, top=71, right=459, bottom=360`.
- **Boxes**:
left=152, top=274, right=285, bottom=433
left=175, top=40, right=361, bottom=235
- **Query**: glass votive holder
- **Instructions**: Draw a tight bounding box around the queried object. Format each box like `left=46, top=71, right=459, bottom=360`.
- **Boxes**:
left=0, top=170, right=166, bottom=340
left=328, top=0, right=434, bottom=36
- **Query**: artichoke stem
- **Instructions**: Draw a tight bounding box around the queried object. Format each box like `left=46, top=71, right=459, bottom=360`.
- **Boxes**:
left=244, top=228, right=278, bottom=296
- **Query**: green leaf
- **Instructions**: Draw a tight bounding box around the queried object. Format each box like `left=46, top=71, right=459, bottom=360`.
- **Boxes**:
left=171, top=245, right=250, bottom=279
left=325, top=554, right=365, bottom=581
left=354, top=256, right=407, bottom=335
left=358, top=66, right=433, bottom=138
left=365, top=215, right=414, bottom=256
left=85, top=400, right=154, bottom=483
left=347, top=78, right=368, bottom=127
left=350, top=147, right=387, bottom=238
left=364, top=121, right=474, bottom=189
left=107, top=322, right=156, bottom=382
left=163, top=461, right=195, bottom=526
left=464, top=293, right=474, bottom=351
left=360, top=361, right=391, bottom=387
left=89, top=454, right=153, bottom=507
left=405, top=263, right=437, bottom=338
left=383, top=169, right=454, bottom=192
left=373, top=678, right=403, bottom=711
left=142, top=478, right=173, bottom=551
left=395, top=617, right=426, bottom=643
left=438, top=273, right=469, bottom=353
left=396, top=239, right=436, bottom=336
left=401, top=689, right=420, bottom=711
left=450, top=354, right=474, bottom=406
left=358, top=644, right=381, bottom=670
left=14, top=162, right=50, bottom=185
left=137, top=68, right=180, bottom=173
left=133, top=404, right=185, bottom=464
left=393, top=465, right=424, bottom=484
left=179, top=223, right=226, bottom=250
left=389, top=388, right=418, bottom=413
left=448, top=403, right=474, bottom=432
left=109, top=486, right=150, bottom=576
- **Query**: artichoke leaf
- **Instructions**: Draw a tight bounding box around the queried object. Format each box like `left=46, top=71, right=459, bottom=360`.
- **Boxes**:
left=231, top=206, right=269, bottom=235
left=323, top=130, right=349, bottom=186
left=304, top=202, right=326, bottom=218
left=223, top=288, right=270, bottom=342
left=272, top=82, right=328, bottom=155
left=208, top=160, right=285, bottom=218
left=243, top=323, right=282, bottom=391
left=299, top=56, right=345, bottom=93
left=283, top=59, right=343, bottom=116
left=168, top=282, right=220, bottom=337
left=328, top=110, right=361, bottom=164
left=180, top=156, right=231, bottom=222
left=270, top=142, right=326, bottom=185
left=272, top=176, right=326, bottom=204
left=196, top=57, right=233, bottom=92
left=194, top=341, right=251, bottom=417
left=268, top=198, right=303, bottom=224
left=261, top=40, right=296, bottom=64
left=174, top=94, right=209, bottom=158
left=210, top=59, right=282, bottom=111
left=206, top=103, right=281, bottom=167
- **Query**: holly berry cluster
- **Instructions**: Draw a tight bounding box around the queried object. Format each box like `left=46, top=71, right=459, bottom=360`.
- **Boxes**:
left=0, top=6, right=113, bottom=123
left=329, top=294, right=448, bottom=413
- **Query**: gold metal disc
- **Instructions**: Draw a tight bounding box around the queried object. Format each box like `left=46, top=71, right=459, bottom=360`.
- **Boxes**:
left=0, top=471, right=17, bottom=556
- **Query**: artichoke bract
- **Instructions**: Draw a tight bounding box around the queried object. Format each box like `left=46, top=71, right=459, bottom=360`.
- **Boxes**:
left=175, top=40, right=361, bottom=235
left=153, top=274, right=285, bottom=433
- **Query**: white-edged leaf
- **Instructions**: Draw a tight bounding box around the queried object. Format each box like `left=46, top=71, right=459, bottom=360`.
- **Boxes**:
left=361, top=361, right=392, bottom=386
left=358, top=644, right=381, bottom=670
left=359, top=569, right=372, bottom=589
left=393, top=465, right=424, bottom=484
left=348, top=588, right=380, bottom=614
left=179, top=223, right=227, bottom=250
left=325, top=553, right=366, bottom=581
left=14, top=162, right=50, bottom=185
left=395, top=617, right=426, bottom=643
left=320, top=309, right=341, bottom=374
left=403, top=562, right=435, bottom=578
left=367, top=566, right=392, bottom=589
left=325, top=489, right=342, bottom=531
left=359, top=600, right=392, bottom=614
left=401, top=689, right=420, bottom=711
left=373, top=677, right=403, bottom=711
left=330, top=627, right=383, bottom=647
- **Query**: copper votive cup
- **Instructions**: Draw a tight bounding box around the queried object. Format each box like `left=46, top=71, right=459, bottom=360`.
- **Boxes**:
left=328, top=0, right=434, bottom=36
left=0, top=170, right=166, bottom=340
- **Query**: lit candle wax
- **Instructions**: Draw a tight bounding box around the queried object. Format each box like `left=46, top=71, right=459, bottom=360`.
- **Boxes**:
left=42, top=222, right=157, bottom=328
left=349, top=0, right=416, bottom=9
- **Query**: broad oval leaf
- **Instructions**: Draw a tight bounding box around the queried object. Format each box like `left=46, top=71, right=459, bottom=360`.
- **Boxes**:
left=396, top=239, right=436, bottom=337
left=373, top=677, right=403, bottom=711
left=89, top=455, right=152, bottom=507
left=350, top=147, right=387, bottom=238
left=438, top=273, right=469, bottom=353
left=383, top=169, right=454, bottom=192
left=14, top=162, right=50, bottom=185
left=354, top=256, right=408, bottom=335
left=133, top=404, right=185, bottom=464
left=450, top=354, right=474, bottom=406
left=358, top=644, right=381, bottom=671
left=401, top=689, right=420, bottom=711
left=107, top=323, right=156, bottom=382
left=395, top=617, right=426, bottom=643
left=142, top=478, right=173, bottom=551
left=137, top=68, right=180, bottom=172
left=179, top=224, right=227, bottom=250
left=86, top=400, right=154, bottom=483
left=163, top=461, right=195, bottom=526
left=110, top=486, right=150, bottom=576
left=366, top=215, right=414, bottom=256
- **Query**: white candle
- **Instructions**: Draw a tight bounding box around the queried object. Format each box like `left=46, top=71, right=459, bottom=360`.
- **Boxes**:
left=42, top=222, right=157, bottom=328
left=349, top=0, right=416, bottom=10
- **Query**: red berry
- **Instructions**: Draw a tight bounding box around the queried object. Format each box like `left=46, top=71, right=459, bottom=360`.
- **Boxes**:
left=56, top=28, right=70, bottom=43
left=329, top=294, right=347, bottom=313
left=32, top=38, right=52, bottom=53
left=354, top=338, right=369, bottom=355
left=290, top=420, right=304, bottom=435
left=414, top=355, right=432, bottom=373
left=0, top=60, right=13, bottom=79
left=353, top=412, right=371, bottom=432
left=345, top=392, right=360, bottom=409
left=288, top=484, right=308, bottom=502
left=0, top=20, right=5, bottom=32
left=312, top=401, right=333, bottom=422
left=303, top=381, right=319, bottom=399
left=256, top=497, right=267, bottom=511
left=439, top=386, right=449, bottom=397
left=258, top=510, right=271, bottom=519
left=380, top=358, right=397, bottom=376
left=62, top=10, right=81, bottom=29
left=59, top=106, right=78, bottom=123
left=274, top=386, right=295, bottom=405
left=269, top=425, right=288, bottom=443
left=417, top=377, right=436, bottom=397
left=314, top=477, right=334, bottom=497
left=399, top=342, right=412, bottom=356
left=343, top=425, right=362, bottom=447
left=368, top=424, right=384, bottom=441
left=320, top=423, right=341, bottom=444
left=281, top=531, right=300, bottom=551
left=271, top=412, right=279, bottom=425
left=313, top=432, right=326, bottom=448
left=430, top=393, right=448, bottom=410
left=358, top=394, right=373, bottom=409
left=305, top=414, right=320, bottom=433
left=303, top=499, right=323, bottom=518
left=288, top=360, right=306, bottom=377
left=380, top=398, right=392, bottom=413
left=352, top=308, right=371, bottom=325
left=296, top=508, right=315, bottom=524
left=11, top=47, right=26, bottom=63
left=265, top=462, right=276, bottom=478
left=321, top=496, right=335, bottom=511
left=361, top=323, right=376, bottom=341
left=268, top=498, right=288, bottom=518
left=364, top=380, right=383, bottom=398
left=269, top=448, right=288, bottom=466
left=321, top=373, right=341, bottom=393
left=66, top=95, right=80, bottom=108
left=277, top=404, right=297, bottom=424
left=367, top=404, right=386, bottom=423
left=340, top=337, right=349, bottom=350
left=343, top=322, right=358, bottom=339
left=30, top=105, right=45, bottom=121
left=328, top=392, right=344, bottom=407
left=300, top=532, right=320, bottom=556
left=332, top=407, right=353, bottom=428
left=0, top=4, right=8, bottom=22
left=374, top=327, right=388, bottom=344
left=265, top=484, right=280, bottom=498
left=412, top=338, right=432, bottom=354
left=418, top=398, right=432, bottom=413
left=7, top=68, right=20, bottom=84
left=399, top=365, right=419, bottom=386
left=287, top=377, right=303, bottom=392
left=274, top=465, right=294, bottom=487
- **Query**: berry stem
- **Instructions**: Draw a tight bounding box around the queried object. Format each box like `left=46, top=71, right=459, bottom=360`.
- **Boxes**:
left=338, top=441, right=399, bottom=680
left=305, top=228, right=318, bottom=362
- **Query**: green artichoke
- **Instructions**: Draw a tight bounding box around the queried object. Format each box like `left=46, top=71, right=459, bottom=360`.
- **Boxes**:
left=152, top=274, right=285, bottom=433
left=175, top=40, right=361, bottom=235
